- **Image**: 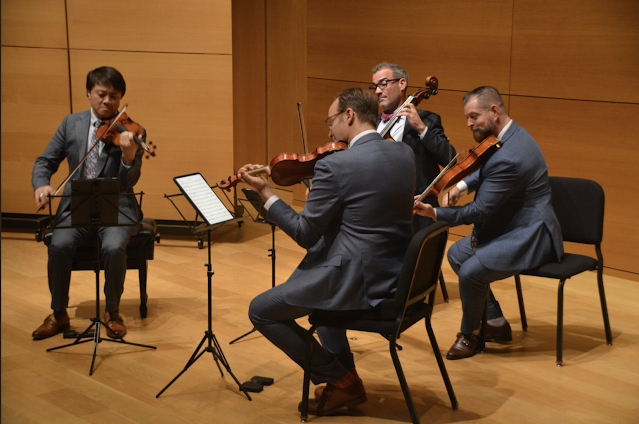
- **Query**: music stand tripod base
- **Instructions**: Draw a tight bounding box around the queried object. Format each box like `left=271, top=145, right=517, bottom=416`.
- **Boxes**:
left=155, top=226, right=251, bottom=401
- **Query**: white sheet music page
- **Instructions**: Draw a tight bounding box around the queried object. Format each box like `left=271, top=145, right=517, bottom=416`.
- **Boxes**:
left=174, top=174, right=234, bottom=226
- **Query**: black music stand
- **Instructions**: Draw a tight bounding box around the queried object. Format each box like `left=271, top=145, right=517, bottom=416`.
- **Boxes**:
left=229, top=188, right=276, bottom=345
left=46, top=178, right=156, bottom=375
left=156, top=173, right=251, bottom=400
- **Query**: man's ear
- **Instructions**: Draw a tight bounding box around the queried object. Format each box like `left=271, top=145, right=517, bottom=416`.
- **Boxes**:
left=490, top=104, right=500, bottom=122
left=399, top=78, right=407, bottom=93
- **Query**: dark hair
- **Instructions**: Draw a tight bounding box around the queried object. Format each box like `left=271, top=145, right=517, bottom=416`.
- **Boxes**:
left=86, top=66, right=126, bottom=96
left=463, top=86, right=505, bottom=113
left=334, top=87, right=378, bottom=127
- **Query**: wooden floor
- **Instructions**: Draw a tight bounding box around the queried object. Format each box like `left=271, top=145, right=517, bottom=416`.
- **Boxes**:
left=2, top=221, right=639, bottom=424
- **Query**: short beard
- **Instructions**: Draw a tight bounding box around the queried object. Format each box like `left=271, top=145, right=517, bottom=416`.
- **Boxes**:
left=472, top=122, right=493, bottom=143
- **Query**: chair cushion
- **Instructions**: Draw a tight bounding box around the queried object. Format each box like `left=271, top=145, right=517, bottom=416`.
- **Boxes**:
left=309, top=301, right=430, bottom=335
left=521, top=253, right=597, bottom=280
left=43, top=218, right=157, bottom=248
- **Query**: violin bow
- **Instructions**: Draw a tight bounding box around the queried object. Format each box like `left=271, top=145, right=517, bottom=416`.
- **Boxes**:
left=414, top=154, right=460, bottom=206
left=36, top=106, right=129, bottom=212
left=296, top=102, right=311, bottom=189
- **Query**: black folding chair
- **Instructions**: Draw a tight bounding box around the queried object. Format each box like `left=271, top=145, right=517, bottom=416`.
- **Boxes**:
left=300, top=222, right=458, bottom=423
left=511, top=177, right=612, bottom=365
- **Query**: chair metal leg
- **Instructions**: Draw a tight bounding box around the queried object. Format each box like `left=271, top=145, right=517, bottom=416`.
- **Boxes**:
left=439, top=271, right=449, bottom=303
left=389, top=335, right=420, bottom=424
left=556, top=279, right=566, bottom=366
left=597, top=269, right=613, bottom=345
left=139, top=262, right=148, bottom=318
left=300, top=325, right=317, bottom=422
left=514, top=275, right=528, bottom=331
left=425, top=319, right=458, bottom=410
left=477, top=292, right=489, bottom=351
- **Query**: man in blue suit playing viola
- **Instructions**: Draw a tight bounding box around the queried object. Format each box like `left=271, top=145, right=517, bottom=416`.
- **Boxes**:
left=415, top=86, right=563, bottom=360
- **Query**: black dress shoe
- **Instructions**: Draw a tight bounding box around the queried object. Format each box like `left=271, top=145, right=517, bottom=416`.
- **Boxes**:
left=446, top=332, right=480, bottom=360
left=485, top=319, right=512, bottom=342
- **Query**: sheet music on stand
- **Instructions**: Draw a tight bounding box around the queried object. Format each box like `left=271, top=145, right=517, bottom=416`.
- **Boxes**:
left=174, top=173, right=234, bottom=229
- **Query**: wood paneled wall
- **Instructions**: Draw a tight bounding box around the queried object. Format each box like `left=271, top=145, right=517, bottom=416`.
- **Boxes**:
left=3, top=0, right=638, bottom=277
left=1, top=0, right=233, bottom=218
left=232, top=0, right=639, bottom=277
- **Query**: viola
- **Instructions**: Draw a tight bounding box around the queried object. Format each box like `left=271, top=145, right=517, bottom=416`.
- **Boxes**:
left=96, top=105, right=156, bottom=158
left=379, top=76, right=439, bottom=141
left=217, top=140, right=348, bottom=191
left=413, top=135, right=501, bottom=212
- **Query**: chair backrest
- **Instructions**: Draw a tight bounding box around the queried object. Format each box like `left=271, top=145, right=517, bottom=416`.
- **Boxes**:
left=394, top=221, right=449, bottom=313
left=549, top=177, right=605, bottom=245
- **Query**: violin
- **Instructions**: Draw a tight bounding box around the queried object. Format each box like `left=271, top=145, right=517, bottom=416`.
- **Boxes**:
left=96, top=104, right=156, bottom=158
left=217, top=140, right=348, bottom=191
left=379, top=76, right=439, bottom=141
left=36, top=104, right=153, bottom=212
left=413, top=135, right=501, bottom=212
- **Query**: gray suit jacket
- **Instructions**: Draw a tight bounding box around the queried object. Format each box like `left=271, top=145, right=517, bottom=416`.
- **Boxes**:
left=436, top=121, right=563, bottom=272
left=32, top=109, right=143, bottom=232
left=267, top=132, right=416, bottom=310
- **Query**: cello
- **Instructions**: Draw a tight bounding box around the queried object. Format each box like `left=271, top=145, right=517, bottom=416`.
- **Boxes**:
left=379, top=76, right=439, bottom=141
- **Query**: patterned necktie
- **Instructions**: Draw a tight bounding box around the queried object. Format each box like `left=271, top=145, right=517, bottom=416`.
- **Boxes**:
left=83, top=120, right=101, bottom=179
left=471, top=225, right=478, bottom=252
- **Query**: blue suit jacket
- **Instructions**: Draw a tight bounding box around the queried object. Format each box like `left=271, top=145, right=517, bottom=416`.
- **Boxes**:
left=32, top=110, right=143, bottom=232
left=267, top=132, right=416, bottom=310
left=436, top=121, right=563, bottom=272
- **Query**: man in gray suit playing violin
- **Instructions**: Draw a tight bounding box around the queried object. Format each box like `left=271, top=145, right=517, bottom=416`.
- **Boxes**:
left=240, top=87, right=416, bottom=416
left=415, top=86, right=563, bottom=360
left=32, top=66, right=144, bottom=340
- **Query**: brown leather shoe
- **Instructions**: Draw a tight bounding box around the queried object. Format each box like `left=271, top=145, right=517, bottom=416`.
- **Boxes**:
left=300, top=379, right=367, bottom=416
left=314, top=384, right=326, bottom=398
left=485, top=319, right=512, bottom=342
left=104, top=311, right=127, bottom=339
left=32, top=311, right=70, bottom=340
left=446, top=332, right=480, bottom=360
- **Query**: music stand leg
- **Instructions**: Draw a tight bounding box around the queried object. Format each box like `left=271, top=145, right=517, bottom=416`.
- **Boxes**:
left=229, top=223, right=276, bottom=345
left=157, top=229, right=251, bottom=400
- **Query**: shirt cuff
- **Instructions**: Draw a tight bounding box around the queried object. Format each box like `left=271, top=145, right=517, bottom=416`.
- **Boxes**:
left=121, top=159, right=132, bottom=169
left=456, top=180, right=468, bottom=195
left=264, top=195, right=279, bottom=210
left=418, top=125, right=429, bottom=139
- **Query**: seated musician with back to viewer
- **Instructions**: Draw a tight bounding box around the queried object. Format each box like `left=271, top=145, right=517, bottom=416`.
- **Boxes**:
left=414, top=86, right=564, bottom=359
left=31, top=66, right=144, bottom=340
left=239, top=88, right=416, bottom=416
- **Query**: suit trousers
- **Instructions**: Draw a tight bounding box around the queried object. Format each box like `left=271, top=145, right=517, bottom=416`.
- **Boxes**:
left=248, top=284, right=352, bottom=385
left=48, top=212, right=131, bottom=313
left=447, top=236, right=515, bottom=334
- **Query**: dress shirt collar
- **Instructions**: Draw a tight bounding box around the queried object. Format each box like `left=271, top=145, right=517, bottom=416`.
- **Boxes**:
left=497, top=118, right=513, bottom=140
left=349, top=129, right=377, bottom=147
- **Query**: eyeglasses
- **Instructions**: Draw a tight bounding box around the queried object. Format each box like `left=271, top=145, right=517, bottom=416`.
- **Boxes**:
left=369, top=78, right=400, bottom=91
left=324, top=111, right=343, bottom=129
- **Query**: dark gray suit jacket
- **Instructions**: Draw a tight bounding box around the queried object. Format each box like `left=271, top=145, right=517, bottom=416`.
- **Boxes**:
left=378, top=109, right=455, bottom=203
left=267, top=131, right=416, bottom=311
left=32, top=109, right=143, bottom=232
left=436, top=121, right=563, bottom=272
